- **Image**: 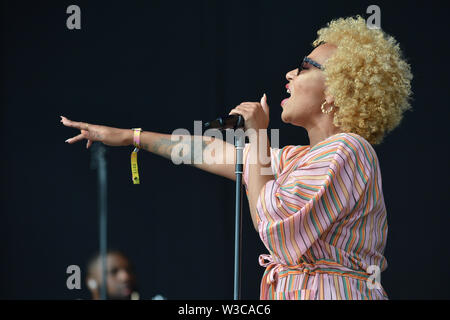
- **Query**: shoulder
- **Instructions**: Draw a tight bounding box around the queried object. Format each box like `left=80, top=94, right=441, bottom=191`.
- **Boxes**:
left=304, top=133, right=376, bottom=171
left=310, top=132, right=373, bottom=156
left=327, top=133, right=378, bottom=185
left=336, top=132, right=372, bottom=151
left=273, top=144, right=310, bottom=169
left=278, top=144, right=310, bottom=159
left=335, top=133, right=377, bottom=168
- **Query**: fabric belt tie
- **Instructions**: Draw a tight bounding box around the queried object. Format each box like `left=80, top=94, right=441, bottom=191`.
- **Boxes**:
left=259, top=254, right=373, bottom=286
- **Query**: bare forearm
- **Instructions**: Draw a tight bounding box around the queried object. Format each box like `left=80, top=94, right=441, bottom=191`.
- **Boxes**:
left=139, top=131, right=196, bottom=161
left=247, top=130, right=274, bottom=231
left=124, top=130, right=239, bottom=181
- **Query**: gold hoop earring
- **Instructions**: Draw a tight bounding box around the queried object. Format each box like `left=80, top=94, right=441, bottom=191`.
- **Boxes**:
left=321, top=101, right=334, bottom=114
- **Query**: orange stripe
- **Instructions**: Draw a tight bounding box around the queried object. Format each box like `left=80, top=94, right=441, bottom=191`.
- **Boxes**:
left=278, top=218, right=294, bottom=264
left=334, top=275, right=341, bottom=300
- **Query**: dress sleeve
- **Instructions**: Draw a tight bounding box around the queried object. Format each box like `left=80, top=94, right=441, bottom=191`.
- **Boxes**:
left=242, top=143, right=298, bottom=197
left=256, top=140, right=371, bottom=260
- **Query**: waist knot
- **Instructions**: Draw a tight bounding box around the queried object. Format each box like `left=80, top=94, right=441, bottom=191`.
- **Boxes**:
left=258, top=254, right=373, bottom=286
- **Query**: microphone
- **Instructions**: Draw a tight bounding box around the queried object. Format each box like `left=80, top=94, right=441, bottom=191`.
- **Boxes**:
left=203, top=115, right=245, bottom=131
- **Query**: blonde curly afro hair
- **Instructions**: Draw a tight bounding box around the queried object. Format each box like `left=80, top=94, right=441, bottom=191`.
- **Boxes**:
left=312, top=15, right=413, bottom=145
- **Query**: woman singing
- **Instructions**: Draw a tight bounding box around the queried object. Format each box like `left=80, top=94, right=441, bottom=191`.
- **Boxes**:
left=61, top=16, right=412, bottom=300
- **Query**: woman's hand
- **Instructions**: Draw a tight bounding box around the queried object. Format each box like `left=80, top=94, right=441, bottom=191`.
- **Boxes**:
left=229, top=94, right=272, bottom=231
left=60, top=116, right=131, bottom=149
left=228, top=93, right=270, bottom=134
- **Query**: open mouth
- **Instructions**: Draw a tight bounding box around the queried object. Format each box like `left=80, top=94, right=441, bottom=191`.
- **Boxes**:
left=281, top=85, right=291, bottom=107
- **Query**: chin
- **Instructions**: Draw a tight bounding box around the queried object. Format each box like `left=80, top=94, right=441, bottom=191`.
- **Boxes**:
left=280, top=111, right=290, bottom=124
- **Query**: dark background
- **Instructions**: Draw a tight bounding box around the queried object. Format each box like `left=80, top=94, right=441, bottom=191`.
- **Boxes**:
left=1, top=0, right=449, bottom=299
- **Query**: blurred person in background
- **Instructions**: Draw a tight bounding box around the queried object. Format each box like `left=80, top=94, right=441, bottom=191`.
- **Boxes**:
left=86, top=249, right=138, bottom=300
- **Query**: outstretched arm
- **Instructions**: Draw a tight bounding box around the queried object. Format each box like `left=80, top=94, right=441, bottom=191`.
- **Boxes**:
left=130, top=130, right=242, bottom=181
left=60, top=116, right=240, bottom=182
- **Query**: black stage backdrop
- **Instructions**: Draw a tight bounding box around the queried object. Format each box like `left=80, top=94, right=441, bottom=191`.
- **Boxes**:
left=1, top=0, right=449, bottom=299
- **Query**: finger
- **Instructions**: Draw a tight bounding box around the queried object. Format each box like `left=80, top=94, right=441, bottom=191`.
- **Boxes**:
left=229, top=109, right=249, bottom=121
left=61, top=116, right=89, bottom=131
left=237, top=104, right=253, bottom=110
left=86, top=139, right=93, bottom=149
left=260, top=93, right=270, bottom=115
left=238, top=103, right=257, bottom=111
left=65, top=132, right=88, bottom=144
left=61, top=118, right=85, bottom=130
left=230, top=106, right=251, bottom=115
left=229, top=107, right=246, bottom=115
left=228, top=110, right=242, bottom=117
left=233, top=104, right=251, bottom=111
left=242, top=102, right=260, bottom=108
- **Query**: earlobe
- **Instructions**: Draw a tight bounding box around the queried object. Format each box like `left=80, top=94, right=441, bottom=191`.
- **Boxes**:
left=324, top=94, right=335, bottom=106
left=87, top=278, right=98, bottom=290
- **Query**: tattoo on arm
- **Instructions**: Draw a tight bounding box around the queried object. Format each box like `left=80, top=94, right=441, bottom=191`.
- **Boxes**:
left=140, top=136, right=215, bottom=164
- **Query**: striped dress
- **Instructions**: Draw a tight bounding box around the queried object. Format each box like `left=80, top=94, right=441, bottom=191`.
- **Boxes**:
left=242, top=132, right=388, bottom=300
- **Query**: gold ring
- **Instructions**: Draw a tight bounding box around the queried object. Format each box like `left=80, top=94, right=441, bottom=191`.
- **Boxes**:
left=85, top=123, right=89, bottom=130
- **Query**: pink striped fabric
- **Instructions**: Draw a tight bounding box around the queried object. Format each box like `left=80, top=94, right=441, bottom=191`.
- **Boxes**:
left=242, top=132, right=388, bottom=300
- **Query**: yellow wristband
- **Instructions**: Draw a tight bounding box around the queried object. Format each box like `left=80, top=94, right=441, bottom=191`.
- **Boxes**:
left=131, top=128, right=142, bottom=184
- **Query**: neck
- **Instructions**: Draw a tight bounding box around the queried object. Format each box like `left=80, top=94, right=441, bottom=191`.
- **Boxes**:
left=307, top=124, right=342, bottom=149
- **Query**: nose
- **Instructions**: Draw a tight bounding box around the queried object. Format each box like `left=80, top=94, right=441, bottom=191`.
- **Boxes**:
left=117, top=269, right=131, bottom=282
left=286, top=69, right=297, bottom=81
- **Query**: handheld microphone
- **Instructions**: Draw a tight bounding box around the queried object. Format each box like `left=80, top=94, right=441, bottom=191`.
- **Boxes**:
left=203, top=115, right=245, bottom=131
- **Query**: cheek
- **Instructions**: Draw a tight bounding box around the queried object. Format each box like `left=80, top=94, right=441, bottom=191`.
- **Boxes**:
left=294, top=76, right=324, bottom=100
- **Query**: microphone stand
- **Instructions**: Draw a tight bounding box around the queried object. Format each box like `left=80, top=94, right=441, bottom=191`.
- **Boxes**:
left=90, top=142, right=108, bottom=300
left=203, top=115, right=245, bottom=300
left=233, top=129, right=245, bottom=300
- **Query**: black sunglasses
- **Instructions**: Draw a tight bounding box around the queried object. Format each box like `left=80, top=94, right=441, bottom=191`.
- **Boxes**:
left=297, top=56, right=324, bottom=75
